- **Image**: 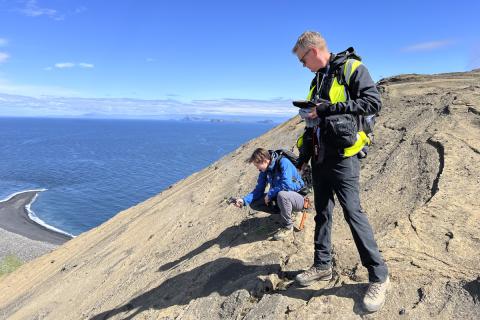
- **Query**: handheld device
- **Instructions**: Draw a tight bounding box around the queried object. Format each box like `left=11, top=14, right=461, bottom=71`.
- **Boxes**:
left=292, top=100, right=317, bottom=109
left=227, top=197, right=238, bottom=205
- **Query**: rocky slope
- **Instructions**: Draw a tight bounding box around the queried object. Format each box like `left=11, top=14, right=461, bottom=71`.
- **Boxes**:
left=0, top=70, right=479, bottom=319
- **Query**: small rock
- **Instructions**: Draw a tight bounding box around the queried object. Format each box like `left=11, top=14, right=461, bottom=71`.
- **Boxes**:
left=277, top=280, right=294, bottom=291
left=257, top=273, right=283, bottom=293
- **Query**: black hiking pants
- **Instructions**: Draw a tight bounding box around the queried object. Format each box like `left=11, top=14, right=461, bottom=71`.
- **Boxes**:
left=312, top=155, right=388, bottom=283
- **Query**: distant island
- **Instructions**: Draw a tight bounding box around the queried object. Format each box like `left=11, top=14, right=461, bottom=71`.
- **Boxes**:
left=180, top=116, right=278, bottom=124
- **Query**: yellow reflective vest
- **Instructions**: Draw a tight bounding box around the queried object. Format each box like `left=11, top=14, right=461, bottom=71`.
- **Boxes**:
left=306, top=57, right=370, bottom=158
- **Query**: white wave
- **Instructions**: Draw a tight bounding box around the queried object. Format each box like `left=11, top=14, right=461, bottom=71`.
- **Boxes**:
left=1, top=189, right=75, bottom=238
left=0, top=188, right=47, bottom=203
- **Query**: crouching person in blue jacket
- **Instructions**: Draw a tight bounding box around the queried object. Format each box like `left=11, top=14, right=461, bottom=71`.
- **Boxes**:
left=233, top=148, right=305, bottom=240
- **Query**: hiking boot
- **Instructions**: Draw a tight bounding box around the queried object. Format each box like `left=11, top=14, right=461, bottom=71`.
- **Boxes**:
left=363, top=276, right=390, bottom=312
left=295, top=265, right=332, bottom=286
left=273, top=227, right=293, bottom=241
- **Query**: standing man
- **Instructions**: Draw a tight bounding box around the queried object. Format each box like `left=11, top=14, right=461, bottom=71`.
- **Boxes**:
left=292, top=31, right=389, bottom=312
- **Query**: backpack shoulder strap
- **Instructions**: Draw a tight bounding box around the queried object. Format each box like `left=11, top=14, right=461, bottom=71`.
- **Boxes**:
left=342, top=59, right=363, bottom=87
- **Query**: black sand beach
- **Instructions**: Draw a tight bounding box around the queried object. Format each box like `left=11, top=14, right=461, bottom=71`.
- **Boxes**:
left=0, top=191, right=72, bottom=245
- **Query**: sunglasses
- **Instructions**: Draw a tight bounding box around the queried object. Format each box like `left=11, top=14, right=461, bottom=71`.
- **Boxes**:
left=299, top=49, right=312, bottom=65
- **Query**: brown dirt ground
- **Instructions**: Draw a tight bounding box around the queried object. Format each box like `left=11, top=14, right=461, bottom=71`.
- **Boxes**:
left=0, top=70, right=479, bottom=319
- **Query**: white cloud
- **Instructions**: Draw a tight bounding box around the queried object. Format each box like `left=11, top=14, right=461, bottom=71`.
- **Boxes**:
left=44, top=66, right=53, bottom=71
left=16, top=1, right=86, bottom=20
left=74, top=6, right=87, bottom=14
left=79, top=62, right=94, bottom=68
left=48, top=62, right=94, bottom=69
left=0, top=89, right=297, bottom=119
left=0, top=38, right=7, bottom=47
left=0, top=52, right=9, bottom=63
left=402, top=40, right=454, bottom=52
left=0, top=78, right=80, bottom=97
left=54, top=62, right=75, bottom=69
left=146, top=58, right=156, bottom=62
left=19, top=0, right=64, bottom=20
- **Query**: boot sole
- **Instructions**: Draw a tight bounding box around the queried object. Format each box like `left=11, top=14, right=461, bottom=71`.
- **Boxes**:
left=364, top=300, right=385, bottom=313
left=296, top=273, right=332, bottom=287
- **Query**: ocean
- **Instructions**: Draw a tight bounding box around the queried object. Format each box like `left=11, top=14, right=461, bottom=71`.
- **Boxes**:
left=0, top=118, right=276, bottom=236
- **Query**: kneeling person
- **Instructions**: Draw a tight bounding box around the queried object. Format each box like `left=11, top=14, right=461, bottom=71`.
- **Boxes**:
left=234, top=148, right=305, bottom=240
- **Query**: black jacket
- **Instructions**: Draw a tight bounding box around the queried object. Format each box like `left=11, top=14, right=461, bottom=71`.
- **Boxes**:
left=297, top=48, right=382, bottom=166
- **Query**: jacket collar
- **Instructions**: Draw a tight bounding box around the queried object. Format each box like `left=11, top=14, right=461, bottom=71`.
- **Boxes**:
left=267, top=151, right=278, bottom=172
left=317, top=47, right=358, bottom=74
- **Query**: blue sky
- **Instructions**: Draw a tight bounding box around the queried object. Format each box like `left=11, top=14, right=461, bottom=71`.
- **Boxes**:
left=0, top=0, right=479, bottom=118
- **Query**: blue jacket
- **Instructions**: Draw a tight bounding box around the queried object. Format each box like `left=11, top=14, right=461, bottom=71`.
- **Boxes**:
left=243, top=152, right=305, bottom=205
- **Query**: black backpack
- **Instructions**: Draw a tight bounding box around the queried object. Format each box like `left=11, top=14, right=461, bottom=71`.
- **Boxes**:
left=335, top=48, right=377, bottom=141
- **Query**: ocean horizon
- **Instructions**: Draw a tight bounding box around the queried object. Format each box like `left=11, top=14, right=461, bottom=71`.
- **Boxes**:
left=0, top=117, right=278, bottom=236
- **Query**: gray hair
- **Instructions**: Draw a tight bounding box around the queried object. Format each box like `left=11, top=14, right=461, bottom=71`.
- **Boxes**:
left=292, top=31, right=328, bottom=53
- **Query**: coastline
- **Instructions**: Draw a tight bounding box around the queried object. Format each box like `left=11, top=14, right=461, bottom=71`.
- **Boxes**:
left=0, top=190, right=73, bottom=247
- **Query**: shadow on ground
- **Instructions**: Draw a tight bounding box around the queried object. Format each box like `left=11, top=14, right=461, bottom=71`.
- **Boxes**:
left=158, top=215, right=279, bottom=272
left=282, top=281, right=369, bottom=316
left=92, top=257, right=370, bottom=320
left=91, top=258, right=280, bottom=320
left=463, top=277, right=480, bottom=304
left=93, top=212, right=370, bottom=319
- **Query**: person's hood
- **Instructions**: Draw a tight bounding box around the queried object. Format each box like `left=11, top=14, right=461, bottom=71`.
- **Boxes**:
left=267, top=151, right=279, bottom=171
